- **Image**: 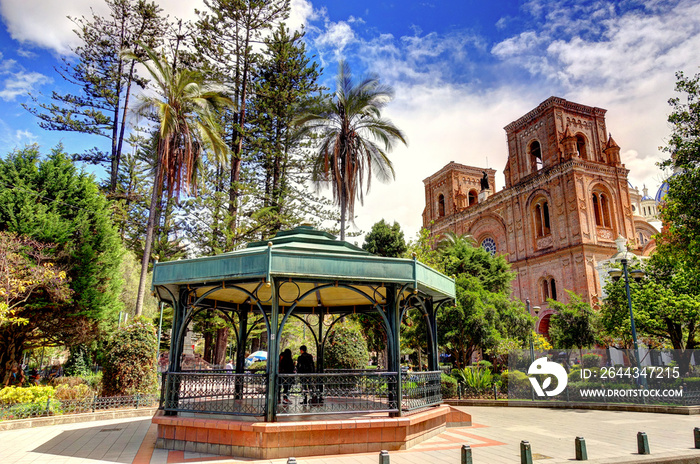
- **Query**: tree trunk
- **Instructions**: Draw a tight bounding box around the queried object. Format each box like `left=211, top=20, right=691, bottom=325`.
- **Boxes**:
left=0, top=326, right=27, bottom=386
left=134, top=159, right=162, bottom=316
left=213, top=327, right=229, bottom=366
left=340, top=196, right=346, bottom=241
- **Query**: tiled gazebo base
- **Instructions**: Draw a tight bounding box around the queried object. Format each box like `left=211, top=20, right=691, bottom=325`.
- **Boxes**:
left=153, top=404, right=471, bottom=459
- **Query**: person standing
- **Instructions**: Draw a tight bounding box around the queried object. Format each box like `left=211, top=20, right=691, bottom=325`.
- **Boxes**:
left=296, top=345, right=315, bottom=405
left=279, top=349, right=295, bottom=404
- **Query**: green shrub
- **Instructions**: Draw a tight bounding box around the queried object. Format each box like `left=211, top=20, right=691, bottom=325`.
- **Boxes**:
left=64, top=344, right=91, bottom=377
left=568, top=368, right=582, bottom=383
left=102, top=319, right=158, bottom=396
left=248, top=361, right=267, bottom=371
left=582, top=354, right=602, bottom=369
left=0, top=386, right=55, bottom=405
left=0, top=400, right=62, bottom=420
left=441, top=373, right=458, bottom=398
left=324, top=324, right=369, bottom=370
left=500, top=370, right=530, bottom=393
left=476, top=360, right=493, bottom=370
left=452, top=367, right=493, bottom=394
left=54, top=384, right=92, bottom=401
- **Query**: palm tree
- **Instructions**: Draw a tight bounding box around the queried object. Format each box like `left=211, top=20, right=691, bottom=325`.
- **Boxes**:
left=296, top=61, right=407, bottom=241
left=129, top=45, right=234, bottom=316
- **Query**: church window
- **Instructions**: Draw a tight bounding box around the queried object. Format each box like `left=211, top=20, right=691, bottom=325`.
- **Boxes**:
left=592, top=190, right=612, bottom=228
left=481, top=237, right=496, bottom=256
left=533, top=198, right=551, bottom=238
left=576, top=134, right=588, bottom=160
left=438, top=194, right=445, bottom=217
left=468, top=190, right=478, bottom=206
left=542, top=277, right=557, bottom=302
left=529, top=140, right=543, bottom=171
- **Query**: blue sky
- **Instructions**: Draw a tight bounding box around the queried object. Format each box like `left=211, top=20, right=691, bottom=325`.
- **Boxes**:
left=0, top=0, right=698, bottom=242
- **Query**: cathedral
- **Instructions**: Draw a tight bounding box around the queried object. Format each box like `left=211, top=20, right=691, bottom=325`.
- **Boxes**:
left=422, top=97, right=659, bottom=335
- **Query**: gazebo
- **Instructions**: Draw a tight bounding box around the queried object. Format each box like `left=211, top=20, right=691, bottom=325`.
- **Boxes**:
left=151, top=225, right=462, bottom=458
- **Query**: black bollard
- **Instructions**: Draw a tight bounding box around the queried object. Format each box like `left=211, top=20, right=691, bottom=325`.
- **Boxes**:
left=637, top=432, right=650, bottom=455
left=695, top=427, right=700, bottom=449
left=379, top=449, right=390, bottom=464
left=520, top=440, right=533, bottom=464
left=575, top=436, right=588, bottom=460
left=461, top=444, right=473, bottom=464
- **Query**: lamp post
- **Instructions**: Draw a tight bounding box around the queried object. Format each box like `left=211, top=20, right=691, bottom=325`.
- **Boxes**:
left=608, top=257, right=645, bottom=386
left=528, top=299, right=541, bottom=362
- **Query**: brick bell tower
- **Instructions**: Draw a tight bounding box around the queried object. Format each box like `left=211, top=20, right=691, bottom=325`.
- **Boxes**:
left=423, top=97, right=649, bottom=335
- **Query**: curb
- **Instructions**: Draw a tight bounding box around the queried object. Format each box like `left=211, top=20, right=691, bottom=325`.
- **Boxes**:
left=445, top=399, right=700, bottom=415
left=0, top=407, right=158, bottom=431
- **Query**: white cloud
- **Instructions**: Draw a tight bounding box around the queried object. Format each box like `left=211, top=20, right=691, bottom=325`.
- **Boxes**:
left=315, top=21, right=356, bottom=56
left=0, top=71, right=51, bottom=101
left=14, top=129, right=37, bottom=144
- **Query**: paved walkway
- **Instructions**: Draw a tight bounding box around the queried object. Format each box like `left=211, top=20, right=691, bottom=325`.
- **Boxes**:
left=3, top=406, right=700, bottom=464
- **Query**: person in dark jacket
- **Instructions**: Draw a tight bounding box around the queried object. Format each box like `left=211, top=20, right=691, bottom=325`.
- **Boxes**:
left=279, top=348, right=295, bottom=404
left=296, top=345, right=315, bottom=405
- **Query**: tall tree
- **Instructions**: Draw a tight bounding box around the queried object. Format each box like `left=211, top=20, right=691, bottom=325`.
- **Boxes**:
left=434, top=234, right=531, bottom=368
left=297, top=61, right=407, bottom=240
left=196, top=0, right=290, bottom=248
left=0, top=146, right=124, bottom=383
left=362, top=219, right=407, bottom=257
left=128, top=45, right=234, bottom=316
left=658, top=70, right=700, bottom=268
left=24, top=0, right=167, bottom=193
left=548, top=291, right=599, bottom=359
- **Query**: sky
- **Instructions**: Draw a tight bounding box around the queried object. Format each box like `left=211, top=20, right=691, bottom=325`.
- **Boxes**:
left=0, top=0, right=698, bottom=245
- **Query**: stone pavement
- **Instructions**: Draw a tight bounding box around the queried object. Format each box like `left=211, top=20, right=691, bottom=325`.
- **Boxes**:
left=3, top=406, right=700, bottom=464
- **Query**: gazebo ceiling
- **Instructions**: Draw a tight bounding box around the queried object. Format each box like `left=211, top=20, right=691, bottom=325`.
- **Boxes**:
left=152, top=225, right=455, bottom=306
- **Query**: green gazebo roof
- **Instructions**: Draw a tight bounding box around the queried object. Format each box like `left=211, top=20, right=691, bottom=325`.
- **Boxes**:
left=152, top=225, right=455, bottom=308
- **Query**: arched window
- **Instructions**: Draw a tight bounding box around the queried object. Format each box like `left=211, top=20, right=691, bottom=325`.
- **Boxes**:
left=592, top=190, right=612, bottom=228
left=576, top=134, right=587, bottom=160
left=438, top=194, right=445, bottom=217
left=533, top=198, right=551, bottom=238
left=468, top=190, right=478, bottom=206
left=529, top=140, right=543, bottom=171
left=542, top=277, right=558, bottom=302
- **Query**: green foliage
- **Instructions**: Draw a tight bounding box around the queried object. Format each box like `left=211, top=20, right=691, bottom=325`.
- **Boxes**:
left=434, top=234, right=532, bottom=368
left=452, top=367, right=493, bottom=394
left=500, top=370, right=530, bottom=393
left=0, top=146, right=123, bottom=383
left=54, top=384, right=92, bottom=401
left=548, top=291, right=599, bottom=350
left=248, top=361, right=267, bottom=371
left=296, top=60, right=407, bottom=240
left=362, top=220, right=407, bottom=257
left=0, top=385, right=54, bottom=405
left=102, top=319, right=158, bottom=396
left=582, top=353, right=602, bottom=369
left=23, top=0, right=167, bottom=192
left=64, top=345, right=91, bottom=377
left=601, top=254, right=700, bottom=373
left=324, top=323, right=370, bottom=370
left=440, top=372, right=458, bottom=398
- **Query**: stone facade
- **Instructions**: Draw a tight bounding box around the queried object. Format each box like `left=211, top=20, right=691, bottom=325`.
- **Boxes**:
left=422, top=97, right=659, bottom=334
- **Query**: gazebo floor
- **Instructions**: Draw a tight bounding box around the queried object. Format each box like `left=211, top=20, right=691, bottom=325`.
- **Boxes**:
left=153, top=403, right=471, bottom=459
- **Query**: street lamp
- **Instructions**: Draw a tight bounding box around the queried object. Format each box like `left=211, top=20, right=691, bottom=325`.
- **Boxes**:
left=608, top=257, right=645, bottom=386
left=528, top=299, right=541, bottom=362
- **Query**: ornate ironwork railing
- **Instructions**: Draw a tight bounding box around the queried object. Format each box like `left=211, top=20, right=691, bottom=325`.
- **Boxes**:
left=402, top=371, right=442, bottom=411
left=161, top=372, right=267, bottom=416
left=277, top=372, right=399, bottom=415
left=0, top=394, right=159, bottom=421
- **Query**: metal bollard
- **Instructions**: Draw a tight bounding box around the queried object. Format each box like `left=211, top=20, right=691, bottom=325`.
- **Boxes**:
left=694, top=427, right=700, bottom=449
left=575, top=436, right=588, bottom=460
left=287, top=458, right=297, bottom=464
left=520, top=440, right=533, bottom=464
left=461, top=444, right=473, bottom=464
left=637, top=432, right=650, bottom=455
left=379, top=450, right=390, bottom=464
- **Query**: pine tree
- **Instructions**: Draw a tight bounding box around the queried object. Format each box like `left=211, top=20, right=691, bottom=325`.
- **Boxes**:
left=23, top=0, right=167, bottom=193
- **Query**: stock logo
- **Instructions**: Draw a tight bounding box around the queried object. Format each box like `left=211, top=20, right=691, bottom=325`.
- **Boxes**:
left=527, top=357, right=568, bottom=397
